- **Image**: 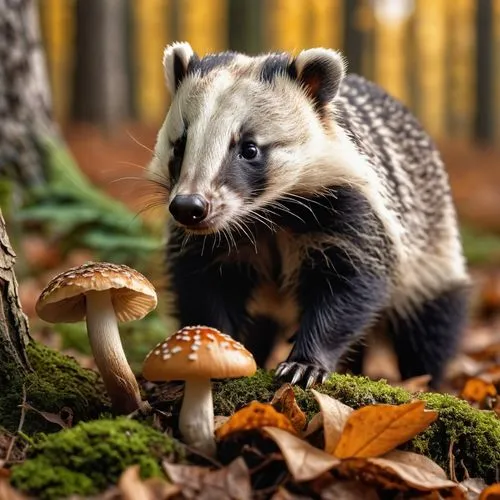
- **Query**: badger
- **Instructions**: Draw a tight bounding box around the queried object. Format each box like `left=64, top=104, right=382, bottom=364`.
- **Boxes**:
left=147, top=41, right=470, bottom=389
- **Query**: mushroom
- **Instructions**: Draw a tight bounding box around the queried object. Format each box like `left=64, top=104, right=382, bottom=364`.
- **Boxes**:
left=36, top=261, right=157, bottom=414
left=142, top=325, right=257, bottom=455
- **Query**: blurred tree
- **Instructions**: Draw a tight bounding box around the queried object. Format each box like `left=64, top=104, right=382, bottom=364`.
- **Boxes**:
left=72, top=0, right=130, bottom=129
left=0, top=0, right=55, bottom=187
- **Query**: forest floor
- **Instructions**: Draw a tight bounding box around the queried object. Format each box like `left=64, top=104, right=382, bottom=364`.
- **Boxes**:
left=2, top=122, right=500, bottom=499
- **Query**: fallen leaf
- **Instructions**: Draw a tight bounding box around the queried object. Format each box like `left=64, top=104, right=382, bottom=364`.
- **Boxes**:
left=117, top=465, right=180, bottom=500
left=0, top=479, right=27, bottom=500
left=302, top=413, right=323, bottom=438
left=310, top=389, right=353, bottom=454
left=22, top=403, right=73, bottom=429
left=318, top=480, right=380, bottom=500
left=480, top=483, right=500, bottom=499
left=215, top=401, right=296, bottom=440
left=461, top=377, right=497, bottom=403
left=271, top=384, right=307, bottom=433
left=459, top=478, right=488, bottom=499
left=163, top=457, right=251, bottom=500
left=270, top=487, right=310, bottom=499
left=337, top=453, right=463, bottom=497
left=263, top=426, right=340, bottom=482
left=334, top=400, right=438, bottom=458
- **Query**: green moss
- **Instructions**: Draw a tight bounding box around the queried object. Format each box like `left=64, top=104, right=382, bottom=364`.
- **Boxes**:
left=213, top=369, right=277, bottom=415
left=10, top=418, right=184, bottom=499
left=11, top=461, right=95, bottom=500
left=0, top=341, right=109, bottom=433
left=213, top=370, right=500, bottom=482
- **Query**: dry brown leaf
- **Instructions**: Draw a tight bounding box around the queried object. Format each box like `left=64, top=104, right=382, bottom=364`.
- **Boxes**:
left=270, top=487, right=311, bottom=499
left=480, top=483, right=500, bottom=500
left=302, top=412, right=323, bottom=439
left=0, top=479, right=27, bottom=500
left=369, top=452, right=462, bottom=495
left=310, top=389, right=353, bottom=454
left=263, top=426, right=340, bottom=482
left=318, top=480, right=380, bottom=500
left=271, top=384, right=307, bottom=433
left=336, top=453, right=463, bottom=497
left=459, top=478, right=488, bottom=500
left=22, top=403, right=73, bottom=429
left=117, top=465, right=180, bottom=500
left=334, top=400, right=438, bottom=458
left=163, top=457, right=251, bottom=500
left=215, top=401, right=296, bottom=440
left=460, top=377, right=497, bottom=403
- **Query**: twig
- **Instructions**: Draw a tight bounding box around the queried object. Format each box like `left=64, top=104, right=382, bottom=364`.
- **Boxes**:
left=448, top=439, right=457, bottom=482
left=4, top=385, right=27, bottom=464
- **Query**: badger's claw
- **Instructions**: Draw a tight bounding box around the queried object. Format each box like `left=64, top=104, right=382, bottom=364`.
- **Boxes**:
left=275, top=361, right=329, bottom=389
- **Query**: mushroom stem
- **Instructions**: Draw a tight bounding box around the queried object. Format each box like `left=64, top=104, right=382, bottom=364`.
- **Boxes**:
left=179, top=378, right=215, bottom=455
left=85, top=289, right=142, bottom=414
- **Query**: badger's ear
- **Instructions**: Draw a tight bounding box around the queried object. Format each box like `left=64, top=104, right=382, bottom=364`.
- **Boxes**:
left=290, top=48, right=346, bottom=108
left=163, top=41, right=198, bottom=95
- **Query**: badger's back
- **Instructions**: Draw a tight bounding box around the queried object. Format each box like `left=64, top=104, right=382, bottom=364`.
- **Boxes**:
left=335, top=74, right=467, bottom=308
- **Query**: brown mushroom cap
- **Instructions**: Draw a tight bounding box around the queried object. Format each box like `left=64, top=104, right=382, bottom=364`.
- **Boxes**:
left=142, top=326, right=257, bottom=381
left=35, top=261, right=157, bottom=323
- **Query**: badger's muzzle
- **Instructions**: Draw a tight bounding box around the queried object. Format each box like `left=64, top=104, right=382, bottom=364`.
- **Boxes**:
left=169, top=194, right=209, bottom=226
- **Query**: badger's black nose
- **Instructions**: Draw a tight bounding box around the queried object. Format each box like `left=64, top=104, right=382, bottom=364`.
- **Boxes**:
left=169, top=194, right=209, bottom=225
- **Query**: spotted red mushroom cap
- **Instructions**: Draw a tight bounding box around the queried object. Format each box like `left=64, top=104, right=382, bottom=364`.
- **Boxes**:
left=142, top=326, right=257, bottom=381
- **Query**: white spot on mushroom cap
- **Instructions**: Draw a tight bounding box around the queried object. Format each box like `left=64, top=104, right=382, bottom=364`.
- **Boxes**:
left=188, top=353, right=197, bottom=361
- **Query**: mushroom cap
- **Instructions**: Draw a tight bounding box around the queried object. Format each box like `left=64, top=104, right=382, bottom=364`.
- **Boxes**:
left=142, top=326, right=257, bottom=381
left=36, top=261, right=158, bottom=323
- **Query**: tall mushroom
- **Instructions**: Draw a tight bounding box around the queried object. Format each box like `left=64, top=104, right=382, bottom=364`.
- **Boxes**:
left=142, top=325, right=257, bottom=455
left=36, top=261, right=157, bottom=414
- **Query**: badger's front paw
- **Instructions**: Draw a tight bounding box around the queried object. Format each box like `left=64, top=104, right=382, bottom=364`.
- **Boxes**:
left=275, top=361, right=329, bottom=389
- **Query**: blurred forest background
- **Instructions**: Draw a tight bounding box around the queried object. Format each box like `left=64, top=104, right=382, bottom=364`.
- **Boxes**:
left=2, top=0, right=500, bottom=381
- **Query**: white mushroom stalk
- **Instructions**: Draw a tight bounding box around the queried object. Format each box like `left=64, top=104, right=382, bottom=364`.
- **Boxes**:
left=178, top=377, right=216, bottom=455
left=85, top=289, right=142, bottom=414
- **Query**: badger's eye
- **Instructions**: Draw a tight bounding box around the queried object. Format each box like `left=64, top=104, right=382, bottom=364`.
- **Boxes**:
left=239, top=141, right=258, bottom=160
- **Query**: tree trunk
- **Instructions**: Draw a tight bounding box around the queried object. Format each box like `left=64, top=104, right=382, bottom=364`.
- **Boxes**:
left=0, top=209, right=32, bottom=375
left=0, top=0, right=55, bottom=187
left=72, top=0, right=130, bottom=130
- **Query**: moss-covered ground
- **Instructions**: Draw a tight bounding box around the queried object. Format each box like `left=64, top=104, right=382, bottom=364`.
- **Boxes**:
left=4, top=345, right=500, bottom=497
left=213, top=370, right=500, bottom=483
left=9, top=418, right=185, bottom=500
left=0, top=341, right=109, bottom=434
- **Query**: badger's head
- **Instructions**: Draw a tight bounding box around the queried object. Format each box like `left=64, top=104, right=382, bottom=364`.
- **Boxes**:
left=149, top=41, right=349, bottom=234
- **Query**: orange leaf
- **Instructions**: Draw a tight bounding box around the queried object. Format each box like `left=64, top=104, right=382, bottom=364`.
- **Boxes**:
left=334, top=400, right=438, bottom=458
left=215, top=401, right=296, bottom=440
left=460, top=377, right=497, bottom=403
left=480, top=483, right=500, bottom=500
left=271, top=384, right=307, bottom=433
left=263, top=426, right=340, bottom=482
left=310, top=389, right=353, bottom=454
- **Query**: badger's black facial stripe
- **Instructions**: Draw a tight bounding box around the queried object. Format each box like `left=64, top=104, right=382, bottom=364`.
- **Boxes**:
left=168, top=130, right=187, bottom=184
left=260, top=53, right=296, bottom=83
left=187, top=51, right=237, bottom=77
left=216, top=137, right=269, bottom=199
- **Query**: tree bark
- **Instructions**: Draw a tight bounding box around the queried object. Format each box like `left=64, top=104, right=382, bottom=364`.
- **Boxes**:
left=0, top=209, right=32, bottom=375
left=0, top=0, right=55, bottom=187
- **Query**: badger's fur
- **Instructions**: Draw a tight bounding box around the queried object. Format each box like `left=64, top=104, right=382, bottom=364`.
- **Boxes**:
left=148, top=41, right=469, bottom=388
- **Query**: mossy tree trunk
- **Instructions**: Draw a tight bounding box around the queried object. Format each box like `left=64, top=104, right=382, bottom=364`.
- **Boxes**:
left=0, top=209, right=32, bottom=382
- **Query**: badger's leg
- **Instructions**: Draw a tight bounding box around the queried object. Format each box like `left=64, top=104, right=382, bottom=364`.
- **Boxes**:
left=166, top=233, right=254, bottom=340
left=275, top=246, right=390, bottom=388
left=387, top=284, right=469, bottom=388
